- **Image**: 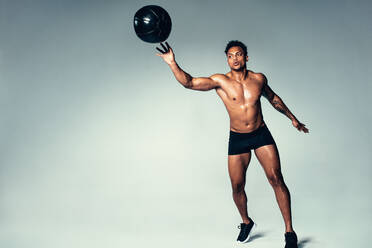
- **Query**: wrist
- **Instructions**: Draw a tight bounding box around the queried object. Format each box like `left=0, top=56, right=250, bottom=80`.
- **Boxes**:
left=168, top=60, right=177, bottom=66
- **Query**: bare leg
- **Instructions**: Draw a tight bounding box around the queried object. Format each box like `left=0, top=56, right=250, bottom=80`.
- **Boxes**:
left=254, top=144, right=294, bottom=233
left=228, top=152, right=252, bottom=224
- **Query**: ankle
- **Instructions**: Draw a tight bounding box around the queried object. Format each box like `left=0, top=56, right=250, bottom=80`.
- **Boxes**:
left=285, top=225, right=294, bottom=233
left=243, top=217, right=252, bottom=224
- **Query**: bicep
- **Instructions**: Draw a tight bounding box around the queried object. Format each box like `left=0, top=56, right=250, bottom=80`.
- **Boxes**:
left=261, top=74, right=275, bottom=101
left=189, top=75, right=220, bottom=91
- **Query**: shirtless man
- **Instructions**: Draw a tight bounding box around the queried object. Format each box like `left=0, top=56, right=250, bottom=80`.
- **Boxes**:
left=156, top=40, right=308, bottom=248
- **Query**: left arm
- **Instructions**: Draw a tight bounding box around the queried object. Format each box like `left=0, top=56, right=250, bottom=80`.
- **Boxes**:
left=260, top=73, right=309, bottom=133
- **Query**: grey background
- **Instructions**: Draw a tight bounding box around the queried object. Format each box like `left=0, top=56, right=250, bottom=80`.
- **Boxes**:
left=1, top=0, right=371, bottom=247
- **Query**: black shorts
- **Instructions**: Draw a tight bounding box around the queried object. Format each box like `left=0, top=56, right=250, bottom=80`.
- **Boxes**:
left=228, top=124, right=276, bottom=155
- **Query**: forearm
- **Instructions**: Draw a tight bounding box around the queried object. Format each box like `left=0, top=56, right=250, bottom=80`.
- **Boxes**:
left=271, top=96, right=297, bottom=121
left=168, top=61, right=193, bottom=88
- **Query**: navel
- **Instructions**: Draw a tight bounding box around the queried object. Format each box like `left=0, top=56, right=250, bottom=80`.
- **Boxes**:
left=233, top=97, right=236, bottom=100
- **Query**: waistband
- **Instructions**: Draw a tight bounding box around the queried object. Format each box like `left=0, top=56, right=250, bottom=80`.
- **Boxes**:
left=229, top=124, right=268, bottom=137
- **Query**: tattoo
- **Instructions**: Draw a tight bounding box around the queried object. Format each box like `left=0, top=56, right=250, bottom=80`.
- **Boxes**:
left=272, top=99, right=291, bottom=118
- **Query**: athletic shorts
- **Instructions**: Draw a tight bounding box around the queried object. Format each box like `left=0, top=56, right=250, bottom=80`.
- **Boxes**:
left=228, top=124, right=276, bottom=155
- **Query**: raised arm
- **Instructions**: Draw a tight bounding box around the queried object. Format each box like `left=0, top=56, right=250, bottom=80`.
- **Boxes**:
left=260, top=73, right=309, bottom=133
left=156, top=42, right=220, bottom=91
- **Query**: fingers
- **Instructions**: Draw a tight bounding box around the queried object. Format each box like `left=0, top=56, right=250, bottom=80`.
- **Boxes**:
left=156, top=42, right=171, bottom=54
left=293, top=121, right=309, bottom=133
left=295, top=122, right=309, bottom=133
left=300, top=126, right=309, bottom=133
left=156, top=47, right=165, bottom=54
left=160, top=42, right=167, bottom=50
left=160, top=42, right=168, bottom=52
left=301, top=124, right=309, bottom=133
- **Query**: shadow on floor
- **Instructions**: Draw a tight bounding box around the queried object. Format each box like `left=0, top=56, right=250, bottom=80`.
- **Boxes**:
left=298, top=237, right=314, bottom=248
left=249, top=231, right=268, bottom=242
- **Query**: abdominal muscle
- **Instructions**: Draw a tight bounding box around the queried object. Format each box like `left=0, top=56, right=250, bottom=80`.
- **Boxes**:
left=226, top=101, right=265, bottom=133
left=215, top=72, right=266, bottom=133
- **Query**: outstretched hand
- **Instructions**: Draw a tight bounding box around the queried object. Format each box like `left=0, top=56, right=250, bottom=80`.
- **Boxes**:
left=156, top=42, right=175, bottom=65
left=292, top=119, right=309, bottom=133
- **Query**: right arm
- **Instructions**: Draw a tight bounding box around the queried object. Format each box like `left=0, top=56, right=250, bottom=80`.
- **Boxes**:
left=168, top=61, right=220, bottom=91
left=156, top=42, right=220, bottom=91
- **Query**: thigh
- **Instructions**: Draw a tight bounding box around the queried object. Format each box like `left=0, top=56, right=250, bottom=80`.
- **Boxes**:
left=254, top=143, right=281, bottom=177
left=228, top=152, right=252, bottom=183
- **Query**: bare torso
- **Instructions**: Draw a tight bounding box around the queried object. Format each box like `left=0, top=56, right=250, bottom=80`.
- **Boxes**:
left=156, top=42, right=308, bottom=135
left=214, top=70, right=266, bottom=133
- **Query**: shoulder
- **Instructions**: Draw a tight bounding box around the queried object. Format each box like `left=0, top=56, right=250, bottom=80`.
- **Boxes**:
left=251, top=71, right=268, bottom=84
left=210, top=73, right=229, bottom=86
left=210, top=73, right=228, bottom=81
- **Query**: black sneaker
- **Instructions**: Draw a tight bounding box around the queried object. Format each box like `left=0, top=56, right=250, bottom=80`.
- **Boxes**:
left=236, top=218, right=256, bottom=243
left=284, top=232, right=298, bottom=248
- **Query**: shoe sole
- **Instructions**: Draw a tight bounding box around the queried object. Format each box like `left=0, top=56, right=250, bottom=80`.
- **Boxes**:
left=236, top=223, right=257, bottom=244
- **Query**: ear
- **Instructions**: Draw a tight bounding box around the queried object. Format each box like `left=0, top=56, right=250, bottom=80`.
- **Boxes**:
left=246, top=55, right=249, bottom=61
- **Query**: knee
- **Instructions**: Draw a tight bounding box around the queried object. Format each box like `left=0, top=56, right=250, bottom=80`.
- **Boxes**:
left=232, top=181, right=245, bottom=194
left=267, top=172, right=284, bottom=187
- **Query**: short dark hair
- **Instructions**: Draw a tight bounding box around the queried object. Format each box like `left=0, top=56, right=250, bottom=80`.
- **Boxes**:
left=224, top=40, right=248, bottom=57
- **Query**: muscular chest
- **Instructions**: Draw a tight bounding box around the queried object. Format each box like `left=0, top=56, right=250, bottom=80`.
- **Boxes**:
left=227, top=80, right=262, bottom=104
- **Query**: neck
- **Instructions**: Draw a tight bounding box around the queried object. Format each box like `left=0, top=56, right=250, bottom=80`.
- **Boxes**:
left=230, top=67, right=248, bottom=82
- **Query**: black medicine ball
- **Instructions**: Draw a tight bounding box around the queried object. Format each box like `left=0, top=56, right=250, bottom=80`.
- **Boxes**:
left=133, top=5, right=172, bottom=43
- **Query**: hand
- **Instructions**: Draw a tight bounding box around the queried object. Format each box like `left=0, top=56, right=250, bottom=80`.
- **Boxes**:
left=156, top=42, right=175, bottom=65
left=292, top=119, right=309, bottom=133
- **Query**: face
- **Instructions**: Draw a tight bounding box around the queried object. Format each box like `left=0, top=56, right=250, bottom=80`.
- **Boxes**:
left=226, top=46, right=248, bottom=70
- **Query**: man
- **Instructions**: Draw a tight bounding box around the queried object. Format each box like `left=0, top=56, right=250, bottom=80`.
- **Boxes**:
left=155, top=40, right=309, bottom=248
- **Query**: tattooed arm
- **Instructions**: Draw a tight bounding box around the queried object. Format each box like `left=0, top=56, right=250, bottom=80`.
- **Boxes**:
left=262, top=81, right=296, bottom=121
left=260, top=73, right=309, bottom=133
